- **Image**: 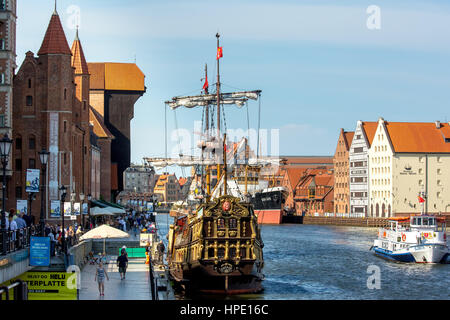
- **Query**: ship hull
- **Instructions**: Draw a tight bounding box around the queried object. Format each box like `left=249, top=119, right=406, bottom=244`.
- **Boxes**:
left=169, top=260, right=264, bottom=295
left=373, top=244, right=449, bottom=263
left=255, top=209, right=283, bottom=224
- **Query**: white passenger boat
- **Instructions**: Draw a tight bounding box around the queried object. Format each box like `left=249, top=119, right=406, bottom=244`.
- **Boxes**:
left=372, top=215, right=449, bottom=263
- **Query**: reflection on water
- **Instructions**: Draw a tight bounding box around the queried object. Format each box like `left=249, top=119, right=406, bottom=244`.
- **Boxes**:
left=156, top=215, right=450, bottom=300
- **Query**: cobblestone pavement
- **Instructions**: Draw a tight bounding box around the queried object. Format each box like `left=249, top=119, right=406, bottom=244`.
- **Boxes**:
left=79, top=256, right=153, bottom=300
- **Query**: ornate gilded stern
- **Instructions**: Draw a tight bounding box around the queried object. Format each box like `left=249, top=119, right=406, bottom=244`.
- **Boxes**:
left=203, top=195, right=250, bottom=218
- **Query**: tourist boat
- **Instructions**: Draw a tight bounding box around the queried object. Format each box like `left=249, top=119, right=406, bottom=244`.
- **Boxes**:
left=371, top=215, right=449, bottom=263
left=147, top=34, right=265, bottom=294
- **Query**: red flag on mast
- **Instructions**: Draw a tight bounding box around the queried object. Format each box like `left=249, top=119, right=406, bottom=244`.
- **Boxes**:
left=203, top=75, right=209, bottom=91
left=217, top=47, right=223, bottom=60
left=418, top=196, right=425, bottom=203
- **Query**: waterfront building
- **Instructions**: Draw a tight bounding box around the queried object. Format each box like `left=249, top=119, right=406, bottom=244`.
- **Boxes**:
left=333, top=129, right=354, bottom=214
left=123, top=164, right=156, bottom=194
left=153, top=173, right=181, bottom=203
left=349, top=121, right=377, bottom=217
left=369, top=118, right=450, bottom=217
left=10, top=8, right=91, bottom=223
left=88, top=62, right=146, bottom=195
left=0, top=0, right=16, bottom=151
left=294, top=168, right=334, bottom=216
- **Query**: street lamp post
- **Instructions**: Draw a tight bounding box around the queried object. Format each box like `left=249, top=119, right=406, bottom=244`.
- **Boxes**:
left=0, top=134, right=13, bottom=256
left=38, top=149, right=49, bottom=236
left=60, top=185, right=67, bottom=255
left=87, top=194, right=92, bottom=230
left=79, top=193, right=85, bottom=231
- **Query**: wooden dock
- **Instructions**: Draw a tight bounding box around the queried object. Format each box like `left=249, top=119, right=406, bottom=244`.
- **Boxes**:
left=303, top=216, right=390, bottom=228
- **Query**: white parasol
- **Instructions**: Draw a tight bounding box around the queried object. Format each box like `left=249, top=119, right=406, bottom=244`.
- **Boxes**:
left=80, top=224, right=129, bottom=254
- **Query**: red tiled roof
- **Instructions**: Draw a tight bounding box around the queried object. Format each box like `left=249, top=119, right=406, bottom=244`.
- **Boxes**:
left=284, top=168, right=308, bottom=190
left=344, top=132, right=355, bottom=150
left=361, top=122, right=378, bottom=147
left=89, top=107, right=114, bottom=139
left=71, top=32, right=89, bottom=75
left=385, top=122, right=450, bottom=153
left=179, top=177, right=187, bottom=186
left=38, top=13, right=71, bottom=56
left=87, top=62, right=145, bottom=91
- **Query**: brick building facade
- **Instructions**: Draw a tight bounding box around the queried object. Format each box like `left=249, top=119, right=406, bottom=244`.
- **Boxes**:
left=333, top=129, right=354, bottom=214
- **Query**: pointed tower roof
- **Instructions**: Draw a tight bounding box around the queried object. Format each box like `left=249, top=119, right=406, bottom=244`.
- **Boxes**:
left=38, top=11, right=72, bottom=56
left=71, top=28, right=89, bottom=74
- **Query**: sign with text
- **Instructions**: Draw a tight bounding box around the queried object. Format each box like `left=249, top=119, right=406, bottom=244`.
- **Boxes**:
left=25, top=169, right=40, bottom=193
left=30, top=237, right=50, bottom=267
left=2, top=272, right=77, bottom=300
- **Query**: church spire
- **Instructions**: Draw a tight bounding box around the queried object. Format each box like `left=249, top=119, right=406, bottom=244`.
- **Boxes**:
left=38, top=10, right=71, bottom=55
left=54, top=0, right=58, bottom=15
left=71, top=28, right=89, bottom=75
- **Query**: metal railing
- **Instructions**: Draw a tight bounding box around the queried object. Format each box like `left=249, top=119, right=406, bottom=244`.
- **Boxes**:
left=0, top=280, right=28, bottom=301
left=0, top=226, right=36, bottom=256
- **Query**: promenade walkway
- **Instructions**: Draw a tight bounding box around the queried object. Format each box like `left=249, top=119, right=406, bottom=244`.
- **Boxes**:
left=79, top=256, right=153, bottom=300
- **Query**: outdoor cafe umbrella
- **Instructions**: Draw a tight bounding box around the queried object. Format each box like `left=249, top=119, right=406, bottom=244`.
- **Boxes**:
left=79, top=224, right=129, bottom=254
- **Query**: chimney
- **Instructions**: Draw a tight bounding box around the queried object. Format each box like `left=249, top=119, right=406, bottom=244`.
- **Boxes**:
left=435, top=121, right=441, bottom=129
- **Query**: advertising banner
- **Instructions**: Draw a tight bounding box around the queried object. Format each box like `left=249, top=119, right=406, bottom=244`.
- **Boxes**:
left=82, top=203, right=88, bottom=215
left=1, top=271, right=77, bottom=300
left=147, top=202, right=154, bottom=212
left=30, top=237, right=50, bottom=267
left=73, top=203, right=80, bottom=216
left=16, top=200, right=28, bottom=215
left=25, top=169, right=40, bottom=193
left=64, top=202, right=71, bottom=217
left=50, top=201, right=61, bottom=218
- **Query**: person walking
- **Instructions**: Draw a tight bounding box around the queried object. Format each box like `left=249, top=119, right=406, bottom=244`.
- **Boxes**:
left=157, top=240, right=165, bottom=264
left=94, top=262, right=109, bottom=296
left=117, top=250, right=128, bottom=280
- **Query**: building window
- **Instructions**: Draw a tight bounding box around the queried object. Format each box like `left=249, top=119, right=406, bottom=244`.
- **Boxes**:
left=26, top=96, right=33, bottom=106
left=28, top=79, right=32, bottom=88
left=354, top=147, right=363, bottom=153
left=0, top=38, right=5, bottom=50
left=28, top=158, right=36, bottom=169
left=15, top=187, right=22, bottom=199
left=64, top=88, right=67, bottom=100
left=0, top=115, right=4, bottom=128
left=15, top=159, right=22, bottom=171
left=0, top=73, right=5, bottom=84
left=64, top=121, right=67, bottom=133
left=16, top=137, right=22, bottom=150
left=29, top=137, right=36, bottom=149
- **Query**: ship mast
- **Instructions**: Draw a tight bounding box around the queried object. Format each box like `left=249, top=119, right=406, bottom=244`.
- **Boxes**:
left=204, top=64, right=211, bottom=200
left=216, top=33, right=222, bottom=195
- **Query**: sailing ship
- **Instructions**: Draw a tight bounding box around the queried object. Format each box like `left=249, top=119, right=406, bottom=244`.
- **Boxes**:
left=146, top=34, right=265, bottom=294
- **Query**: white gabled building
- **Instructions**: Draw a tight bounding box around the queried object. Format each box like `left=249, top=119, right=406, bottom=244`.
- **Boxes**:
left=349, top=121, right=377, bottom=217
left=369, top=118, right=450, bottom=217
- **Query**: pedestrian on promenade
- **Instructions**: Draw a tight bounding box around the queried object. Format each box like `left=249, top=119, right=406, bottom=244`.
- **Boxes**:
left=117, top=250, right=128, bottom=280
left=95, top=261, right=109, bottom=296
left=157, top=240, right=165, bottom=264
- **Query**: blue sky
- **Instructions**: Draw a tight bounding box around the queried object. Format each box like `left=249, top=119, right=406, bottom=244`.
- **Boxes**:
left=16, top=0, right=450, bottom=175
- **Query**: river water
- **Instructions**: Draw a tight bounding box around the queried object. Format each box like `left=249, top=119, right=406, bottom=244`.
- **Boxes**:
left=156, top=215, right=450, bottom=300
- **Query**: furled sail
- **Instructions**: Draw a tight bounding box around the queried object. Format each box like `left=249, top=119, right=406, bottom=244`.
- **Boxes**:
left=167, top=90, right=261, bottom=110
